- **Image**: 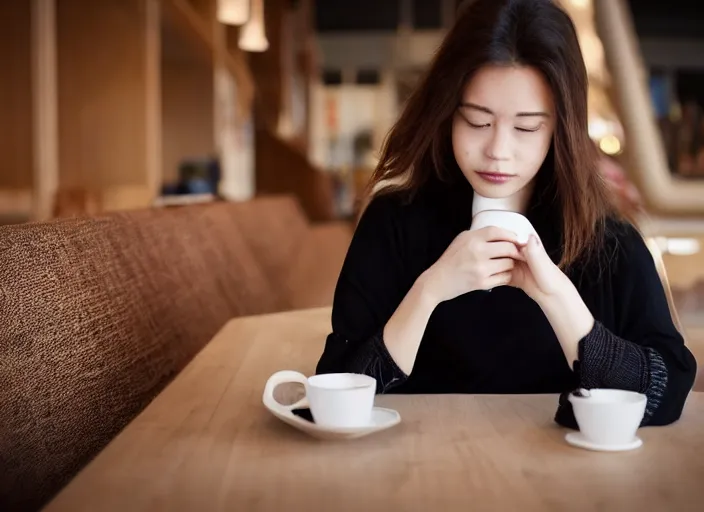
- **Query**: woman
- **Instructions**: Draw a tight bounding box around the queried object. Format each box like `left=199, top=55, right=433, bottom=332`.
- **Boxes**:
left=315, top=0, right=697, bottom=427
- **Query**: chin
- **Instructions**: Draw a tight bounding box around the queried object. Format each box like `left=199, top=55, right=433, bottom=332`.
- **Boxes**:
left=473, top=187, right=511, bottom=198
left=467, top=180, right=519, bottom=199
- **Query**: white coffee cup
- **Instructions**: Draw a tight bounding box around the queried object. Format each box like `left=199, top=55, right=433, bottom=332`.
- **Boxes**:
left=469, top=210, right=538, bottom=245
left=568, top=388, right=647, bottom=446
left=263, top=371, right=376, bottom=429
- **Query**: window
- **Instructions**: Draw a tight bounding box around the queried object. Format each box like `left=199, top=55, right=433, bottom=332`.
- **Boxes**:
left=315, top=0, right=400, bottom=32
left=322, top=69, right=343, bottom=86
left=650, top=70, right=704, bottom=178
left=413, top=0, right=442, bottom=29
left=356, top=69, right=380, bottom=85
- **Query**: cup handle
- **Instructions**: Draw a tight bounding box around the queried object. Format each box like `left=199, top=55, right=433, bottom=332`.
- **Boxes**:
left=262, top=370, right=309, bottom=416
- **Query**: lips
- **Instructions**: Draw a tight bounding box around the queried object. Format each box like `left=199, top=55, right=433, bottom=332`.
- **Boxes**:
left=476, top=171, right=515, bottom=184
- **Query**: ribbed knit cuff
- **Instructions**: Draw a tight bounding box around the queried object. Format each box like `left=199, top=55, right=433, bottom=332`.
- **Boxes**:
left=642, top=347, right=668, bottom=423
left=347, top=330, right=408, bottom=393
left=579, top=321, right=649, bottom=392
left=577, top=321, right=668, bottom=424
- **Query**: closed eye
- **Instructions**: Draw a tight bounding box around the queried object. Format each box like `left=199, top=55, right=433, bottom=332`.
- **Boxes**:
left=469, top=124, right=541, bottom=132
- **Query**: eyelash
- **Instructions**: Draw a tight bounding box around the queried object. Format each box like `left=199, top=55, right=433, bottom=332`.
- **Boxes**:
left=467, top=121, right=540, bottom=133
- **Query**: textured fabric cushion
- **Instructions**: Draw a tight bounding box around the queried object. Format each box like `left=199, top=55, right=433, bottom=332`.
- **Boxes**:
left=226, top=195, right=310, bottom=292
left=286, top=222, right=353, bottom=309
left=0, top=202, right=277, bottom=511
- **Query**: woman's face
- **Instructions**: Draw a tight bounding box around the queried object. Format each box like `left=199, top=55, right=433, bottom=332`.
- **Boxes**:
left=452, top=64, right=556, bottom=200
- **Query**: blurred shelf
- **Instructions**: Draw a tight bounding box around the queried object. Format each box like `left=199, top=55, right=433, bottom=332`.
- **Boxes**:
left=640, top=215, right=704, bottom=237
left=153, top=193, right=216, bottom=207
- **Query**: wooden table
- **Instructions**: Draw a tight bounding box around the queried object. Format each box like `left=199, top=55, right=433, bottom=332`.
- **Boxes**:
left=45, top=307, right=704, bottom=511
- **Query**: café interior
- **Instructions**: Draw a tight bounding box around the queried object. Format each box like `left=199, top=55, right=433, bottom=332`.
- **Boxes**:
left=2, top=0, right=704, bottom=510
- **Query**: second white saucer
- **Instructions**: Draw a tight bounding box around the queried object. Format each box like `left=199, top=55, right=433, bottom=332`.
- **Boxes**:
left=565, top=432, right=643, bottom=452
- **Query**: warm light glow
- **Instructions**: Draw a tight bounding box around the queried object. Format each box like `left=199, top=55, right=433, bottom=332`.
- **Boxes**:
left=588, top=118, right=610, bottom=139
left=579, top=31, right=605, bottom=78
left=599, top=134, right=622, bottom=155
left=653, top=237, right=701, bottom=256
left=238, top=0, right=268, bottom=52
left=217, top=0, right=249, bottom=26
left=588, top=116, right=625, bottom=143
left=569, top=0, right=590, bottom=8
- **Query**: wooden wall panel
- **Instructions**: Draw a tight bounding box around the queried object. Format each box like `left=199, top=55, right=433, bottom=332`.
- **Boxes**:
left=0, top=0, right=33, bottom=189
left=248, top=0, right=285, bottom=130
left=160, top=1, right=216, bottom=186
left=255, top=127, right=335, bottom=222
left=56, top=0, right=152, bottom=190
left=161, top=60, right=215, bottom=184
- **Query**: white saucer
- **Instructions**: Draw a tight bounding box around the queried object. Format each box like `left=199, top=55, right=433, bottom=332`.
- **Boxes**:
left=263, top=398, right=401, bottom=440
left=565, top=432, right=643, bottom=452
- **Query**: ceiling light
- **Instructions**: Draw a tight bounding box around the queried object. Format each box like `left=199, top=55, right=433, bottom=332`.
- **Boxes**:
left=238, top=0, right=268, bottom=52
left=217, top=0, right=249, bottom=26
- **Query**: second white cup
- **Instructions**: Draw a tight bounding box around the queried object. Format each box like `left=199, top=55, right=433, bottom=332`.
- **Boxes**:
left=568, top=388, right=647, bottom=446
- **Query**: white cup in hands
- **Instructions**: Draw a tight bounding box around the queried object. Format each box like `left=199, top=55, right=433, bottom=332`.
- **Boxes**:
left=423, top=226, right=524, bottom=302
left=469, top=210, right=539, bottom=245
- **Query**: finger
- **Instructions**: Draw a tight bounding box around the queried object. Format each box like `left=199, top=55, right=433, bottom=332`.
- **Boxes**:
left=486, top=241, right=523, bottom=260
left=521, top=235, right=552, bottom=280
left=487, top=257, right=515, bottom=275
left=487, top=270, right=513, bottom=288
left=480, top=226, right=520, bottom=244
left=521, top=234, right=548, bottom=265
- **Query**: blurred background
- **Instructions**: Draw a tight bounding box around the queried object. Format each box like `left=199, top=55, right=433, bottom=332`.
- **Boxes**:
left=1, top=0, right=703, bottom=327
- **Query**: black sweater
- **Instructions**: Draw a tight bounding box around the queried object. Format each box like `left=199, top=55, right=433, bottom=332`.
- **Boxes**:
left=315, top=176, right=697, bottom=427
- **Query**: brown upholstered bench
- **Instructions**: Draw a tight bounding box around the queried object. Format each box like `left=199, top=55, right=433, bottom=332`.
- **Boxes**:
left=0, top=202, right=282, bottom=511
left=0, top=195, right=352, bottom=511
left=225, top=195, right=310, bottom=289
left=287, top=221, right=354, bottom=309
left=225, top=195, right=353, bottom=310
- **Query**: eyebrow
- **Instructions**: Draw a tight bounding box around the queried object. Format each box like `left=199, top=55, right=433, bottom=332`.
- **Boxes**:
left=459, top=102, right=550, bottom=118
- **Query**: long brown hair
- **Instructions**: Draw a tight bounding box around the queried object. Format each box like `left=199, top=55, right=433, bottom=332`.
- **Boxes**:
left=366, top=0, right=616, bottom=269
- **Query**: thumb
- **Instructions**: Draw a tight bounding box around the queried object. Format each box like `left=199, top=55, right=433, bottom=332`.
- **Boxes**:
left=521, top=235, right=548, bottom=266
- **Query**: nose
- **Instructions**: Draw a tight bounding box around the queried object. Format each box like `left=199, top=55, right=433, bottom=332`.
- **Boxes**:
left=485, top=126, right=510, bottom=161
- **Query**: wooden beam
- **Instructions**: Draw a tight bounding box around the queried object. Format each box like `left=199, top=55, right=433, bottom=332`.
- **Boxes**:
left=56, top=0, right=158, bottom=200
left=595, top=0, right=704, bottom=216
left=31, top=0, right=59, bottom=221
left=0, top=0, right=34, bottom=192
left=163, top=0, right=254, bottom=122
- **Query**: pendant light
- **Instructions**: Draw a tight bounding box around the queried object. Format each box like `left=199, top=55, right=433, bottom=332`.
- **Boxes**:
left=238, top=0, right=268, bottom=52
left=217, top=0, right=249, bottom=26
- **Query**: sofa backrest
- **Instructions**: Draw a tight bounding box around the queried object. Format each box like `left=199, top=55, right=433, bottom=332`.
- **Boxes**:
left=0, top=202, right=276, bottom=511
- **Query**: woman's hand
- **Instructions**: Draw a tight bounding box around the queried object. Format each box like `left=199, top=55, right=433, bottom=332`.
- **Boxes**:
left=509, top=235, right=570, bottom=302
left=510, top=234, right=594, bottom=365
left=421, top=226, right=523, bottom=304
